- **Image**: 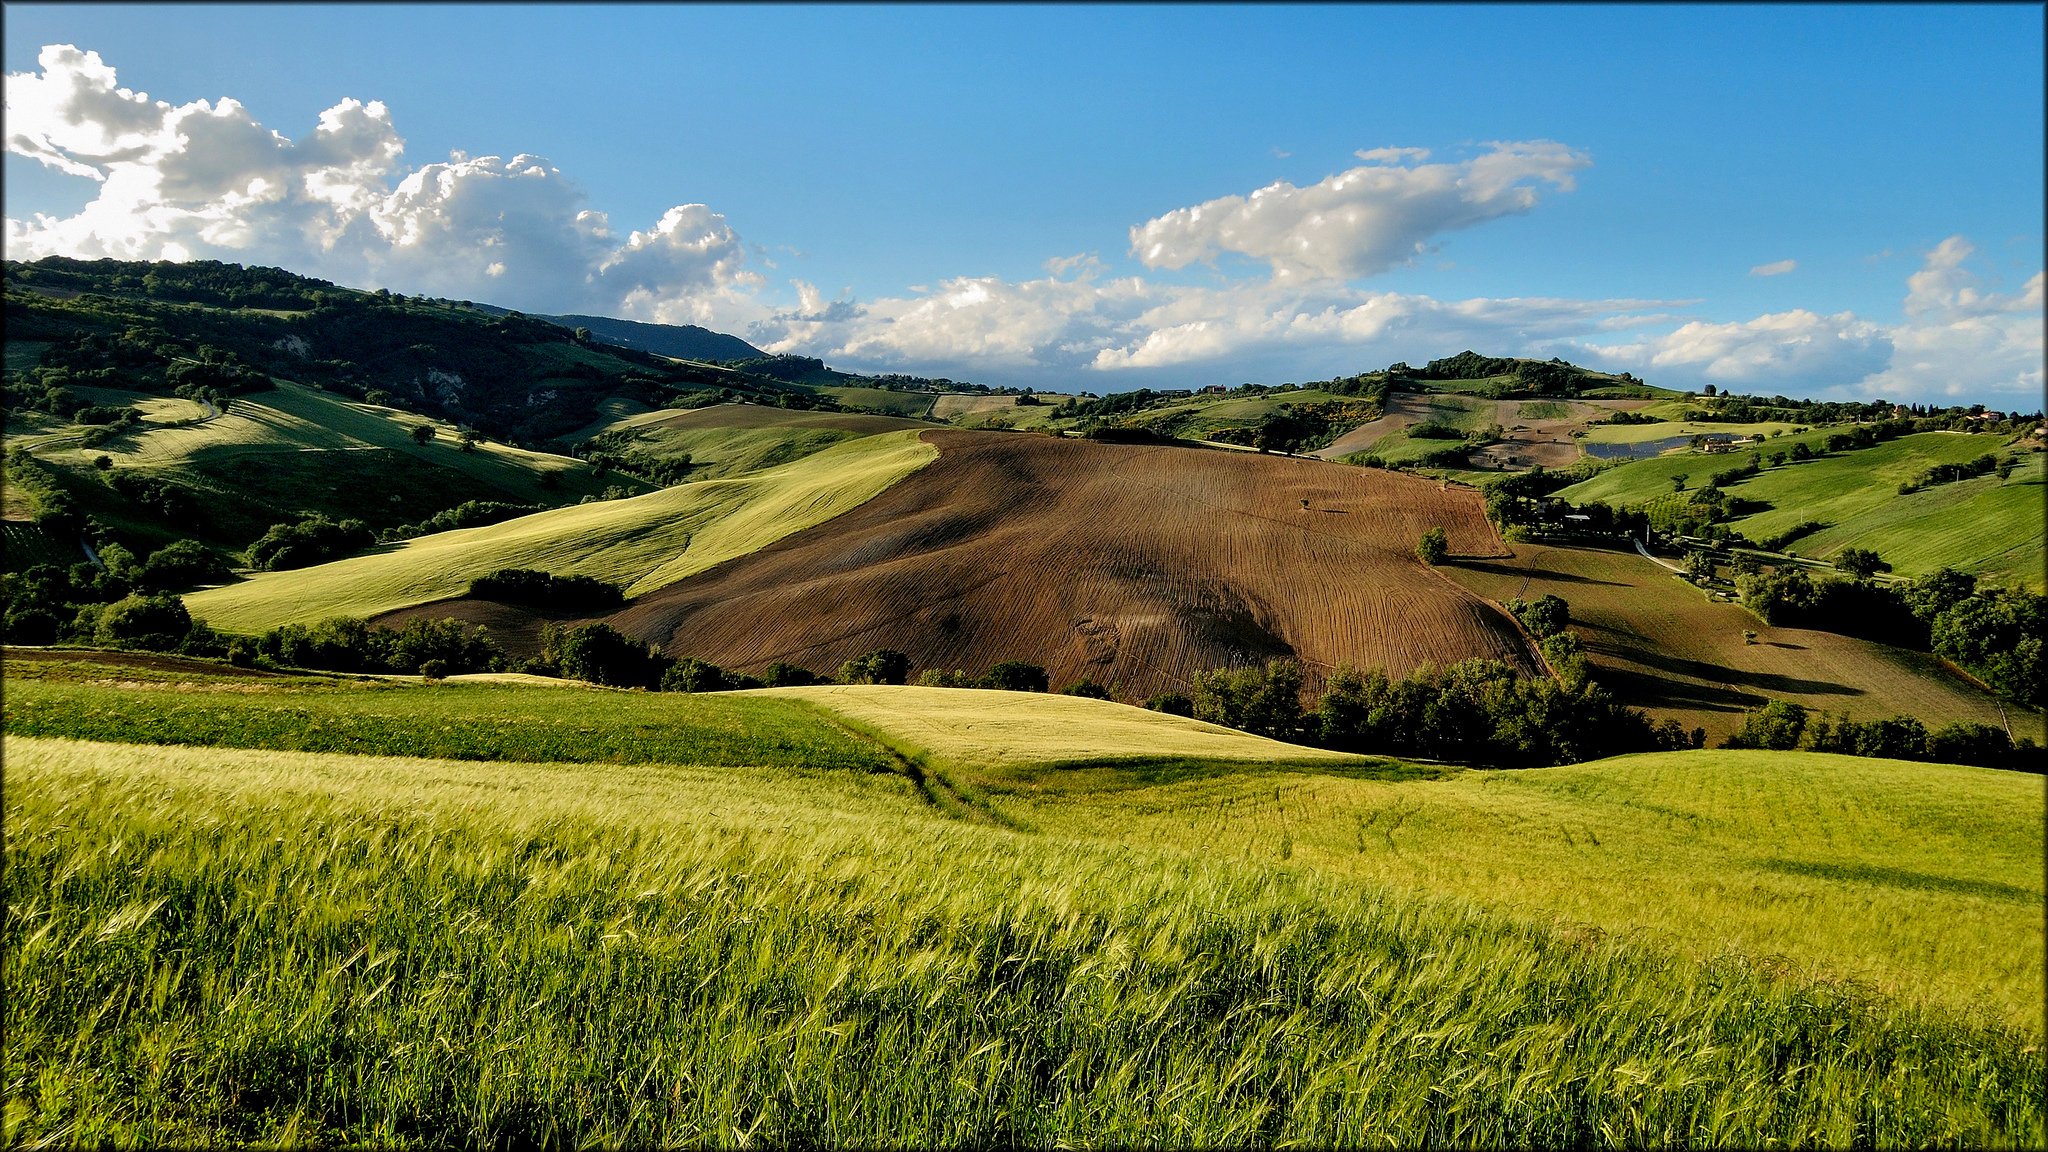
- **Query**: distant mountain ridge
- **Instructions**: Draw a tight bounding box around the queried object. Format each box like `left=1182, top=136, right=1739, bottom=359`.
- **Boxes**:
left=471, top=306, right=765, bottom=362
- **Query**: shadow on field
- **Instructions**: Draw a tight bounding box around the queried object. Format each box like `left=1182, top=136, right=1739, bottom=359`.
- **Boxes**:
left=1455, top=558, right=1629, bottom=587
left=1624, top=647, right=1862, bottom=698
left=1757, top=859, right=2040, bottom=905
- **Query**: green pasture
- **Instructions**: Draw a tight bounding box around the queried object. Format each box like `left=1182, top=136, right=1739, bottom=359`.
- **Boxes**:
left=6, top=728, right=2040, bottom=1146
left=1786, top=453, right=2045, bottom=590
left=182, top=430, right=937, bottom=631
left=1, top=663, right=891, bottom=772
left=815, top=385, right=936, bottom=418
left=1558, top=431, right=2033, bottom=580
left=580, top=408, right=916, bottom=481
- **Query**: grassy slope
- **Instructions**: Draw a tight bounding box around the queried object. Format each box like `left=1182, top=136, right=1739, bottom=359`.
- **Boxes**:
left=816, top=385, right=936, bottom=418
left=16, top=381, right=633, bottom=553
left=1011, top=747, right=2044, bottom=1029
left=573, top=406, right=920, bottom=481
left=183, top=430, right=938, bottom=631
left=761, top=684, right=1376, bottom=779
left=1444, top=544, right=2042, bottom=744
left=1790, top=452, right=2045, bottom=591
left=1559, top=429, right=2040, bottom=586
left=12, top=733, right=2031, bottom=1139
left=7, top=723, right=2040, bottom=1145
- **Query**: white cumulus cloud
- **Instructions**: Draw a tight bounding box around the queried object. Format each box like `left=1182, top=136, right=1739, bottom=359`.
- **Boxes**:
left=1127, top=140, right=1590, bottom=281
left=3, top=43, right=759, bottom=325
left=1574, top=237, right=2043, bottom=403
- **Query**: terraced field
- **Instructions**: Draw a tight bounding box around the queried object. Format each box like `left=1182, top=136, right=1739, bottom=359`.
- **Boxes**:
left=186, top=429, right=938, bottom=632
left=601, top=430, right=1531, bottom=697
left=1444, top=544, right=2042, bottom=743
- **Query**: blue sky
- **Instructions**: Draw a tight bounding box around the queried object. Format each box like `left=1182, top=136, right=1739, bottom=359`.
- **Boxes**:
left=5, top=3, right=2042, bottom=403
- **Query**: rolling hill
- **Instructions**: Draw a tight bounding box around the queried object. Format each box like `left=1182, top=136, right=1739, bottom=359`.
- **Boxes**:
left=1443, top=543, right=2044, bottom=744
left=184, top=426, right=938, bottom=632
left=595, top=429, right=1534, bottom=696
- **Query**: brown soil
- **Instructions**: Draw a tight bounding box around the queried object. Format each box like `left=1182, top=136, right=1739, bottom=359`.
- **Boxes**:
left=1317, top=395, right=1656, bottom=471
left=577, top=430, right=1538, bottom=696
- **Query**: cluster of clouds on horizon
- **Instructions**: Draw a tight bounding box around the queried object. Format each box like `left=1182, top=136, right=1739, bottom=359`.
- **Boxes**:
left=7, top=44, right=2041, bottom=405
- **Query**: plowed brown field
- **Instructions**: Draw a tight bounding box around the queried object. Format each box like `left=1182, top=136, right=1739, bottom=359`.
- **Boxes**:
left=580, top=430, right=1532, bottom=696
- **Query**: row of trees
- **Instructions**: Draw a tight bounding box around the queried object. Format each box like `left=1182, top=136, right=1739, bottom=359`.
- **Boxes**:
left=1723, top=700, right=2036, bottom=772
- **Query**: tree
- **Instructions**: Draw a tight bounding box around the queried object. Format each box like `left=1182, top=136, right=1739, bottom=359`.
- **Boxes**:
left=1192, top=660, right=1303, bottom=741
left=1670, top=473, right=1689, bottom=492
left=1415, top=527, right=1449, bottom=566
left=411, top=424, right=435, bottom=445
left=1724, top=699, right=1807, bottom=750
left=553, top=623, right=660, bottom=688
left=1683, top=550, right=1716, bottom=584
left=1834, top=547, right=1888, bottom=579
left=1062, top=679, right=1111, bottom=699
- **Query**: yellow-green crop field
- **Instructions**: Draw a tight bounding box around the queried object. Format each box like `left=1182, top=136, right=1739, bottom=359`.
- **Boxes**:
left=5, top=663, right=2042, bottom=1146
left=184, top=430, right=937, bottom=631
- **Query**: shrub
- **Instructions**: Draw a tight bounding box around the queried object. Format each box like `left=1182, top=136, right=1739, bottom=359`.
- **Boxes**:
left=552, top=624, right=664, bottom=689
left=1723, top=700, right=1809, bottom=751
left=763, top=662, right=818, bottom=688
left=467, top=569, right=625, bottom=611
left=93, top=593, right=193, bottom=651
left=1062, top=679, right=1112, bottom=699
left=1415, top=527, right=1449, bottom=566
left=1143, top=693, right=1194, bottom=717
left=982, top=661, right=1050, bottom=693
left=1192, top=660, right=1303, bottom=742
left=837, top=649, right=911, bottom=686
left=247, top=515, right=374, bottom=571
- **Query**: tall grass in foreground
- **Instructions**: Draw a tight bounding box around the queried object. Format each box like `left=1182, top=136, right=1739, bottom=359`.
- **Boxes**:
left=8, top=738, right=2042, bottom=1148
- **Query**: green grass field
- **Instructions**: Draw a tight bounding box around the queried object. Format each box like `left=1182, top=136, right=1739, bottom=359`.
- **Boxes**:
left=182, top=430, right=938, bottom=631
left=7, top=698, right=2041, bottom=1145
left=1557, top=431, right=2035, bottom=584
left=815, top=385, right=936, bottom=418
left=1785, top=453, right=2045, bottom=591
left=574, top=407, right=916, bottom=481
left=11, top=381, right=635, bottom=554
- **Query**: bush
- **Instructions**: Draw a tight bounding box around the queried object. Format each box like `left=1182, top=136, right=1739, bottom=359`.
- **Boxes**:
left=661, top=658, right=738, bottom=693
left=1192, top=660, right=1303, bottom=742
left=136, top=540, right=232, bottom=593
left=1415, top=527, right=1449, bottom=566
left=1722, top=700, right=1809, bottom=751
left=247, top=515, right=374, bottom=571
left=763, top=662, right=818, bottom=688
left=837, top=649, right=910, bottom=685
left=918, top=669, right=975, bottom=688
left=1143, top=693, right=1194, bottom=717
left=551, top=623, right=664, bottom=689
left=982, top=661, right=1050, bottom=693
left=467, top=569, right=625, bottom=611
left=1062, top=679, right=1112, bottom=699
left=93, top=593, right=193, bottom=651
